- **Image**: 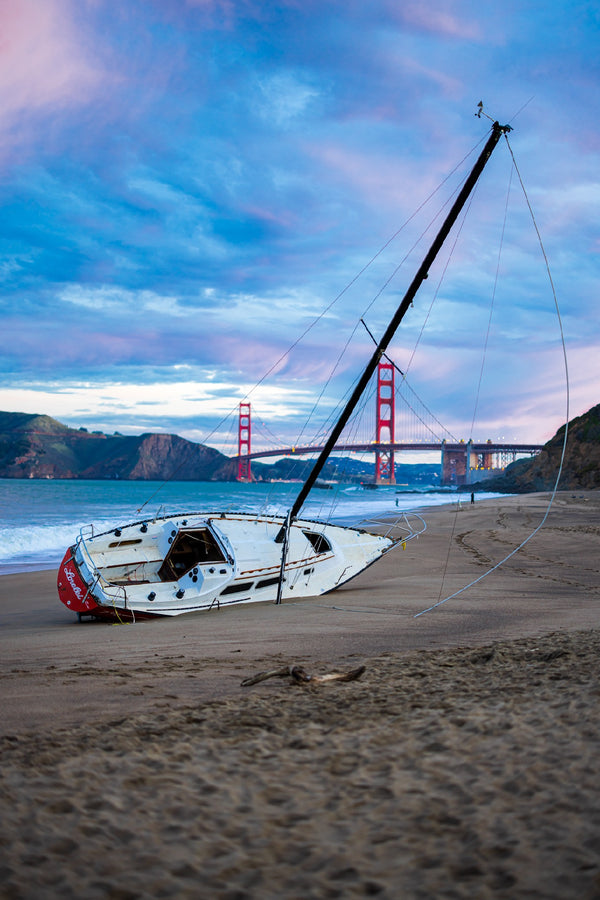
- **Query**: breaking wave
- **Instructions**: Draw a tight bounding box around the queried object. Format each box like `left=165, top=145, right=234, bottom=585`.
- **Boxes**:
left=0, top=479, right=501, bottom=573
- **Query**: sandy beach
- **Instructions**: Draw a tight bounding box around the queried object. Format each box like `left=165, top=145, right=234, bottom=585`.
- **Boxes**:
left=1, top=491, right=600, bottom=898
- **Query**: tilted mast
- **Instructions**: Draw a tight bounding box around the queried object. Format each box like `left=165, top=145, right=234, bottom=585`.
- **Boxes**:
left=283, top=121, right=511, bottom=530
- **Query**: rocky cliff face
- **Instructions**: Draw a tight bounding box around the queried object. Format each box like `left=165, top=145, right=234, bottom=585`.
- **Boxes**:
left=0, top=412, right=231, bottom=481
left=475, top=403, right=600, bottom=492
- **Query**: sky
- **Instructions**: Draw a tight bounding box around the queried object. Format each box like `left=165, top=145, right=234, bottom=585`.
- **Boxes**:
left=0, top=0, right=598, bottom=458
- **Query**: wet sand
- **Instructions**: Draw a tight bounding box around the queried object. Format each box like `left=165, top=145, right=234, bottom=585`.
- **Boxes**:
left=1, top=491, right=599, bottom=898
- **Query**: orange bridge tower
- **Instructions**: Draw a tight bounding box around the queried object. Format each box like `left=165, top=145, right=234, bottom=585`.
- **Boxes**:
left=375, top=361, right=396, bottom=485
left=237, top=402, right=252, bottom=482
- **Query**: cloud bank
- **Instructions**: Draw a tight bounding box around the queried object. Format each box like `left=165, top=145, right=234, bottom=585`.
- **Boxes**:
left=0, top=0, right=597, bottom=454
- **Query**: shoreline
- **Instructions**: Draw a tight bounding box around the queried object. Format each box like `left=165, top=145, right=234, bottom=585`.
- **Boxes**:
left=0, top=486, right=506, bottom=577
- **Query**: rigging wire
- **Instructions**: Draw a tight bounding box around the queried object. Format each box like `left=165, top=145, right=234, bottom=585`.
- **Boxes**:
left=360, top=318, right=459, bottom=442
left=508, top=96, right=536, bottom=127
left=264, top=136, right=489, bottom=452
left=358, top=184, right=485, bottom=447
left=415, top=133, right=570, bottom=619
left=206, top=138, right=491, bottom=469
left=468, top=166, right=513, bottom=439
left=293, top=159, right=486, bottom=455
left=135, top=135, right=490, bottom=515
left=422, top=174, right=512, bottom=601
left=402, top=192, right=475, bottom=390
left=424, top=165, right=516, bottom=612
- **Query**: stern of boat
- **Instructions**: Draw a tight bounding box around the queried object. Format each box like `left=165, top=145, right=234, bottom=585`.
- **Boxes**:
left=57, top=546, right=101, bottom=617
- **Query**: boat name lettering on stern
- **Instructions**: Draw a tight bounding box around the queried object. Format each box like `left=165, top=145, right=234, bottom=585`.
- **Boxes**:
left=64, top=564, right=84, bottom=600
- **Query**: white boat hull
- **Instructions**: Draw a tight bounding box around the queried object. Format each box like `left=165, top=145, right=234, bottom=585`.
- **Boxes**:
left=57, top=511, right=423, bottom=621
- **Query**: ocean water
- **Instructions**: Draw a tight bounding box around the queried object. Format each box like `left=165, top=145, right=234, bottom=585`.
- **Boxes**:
left=0, top=478, right=499, bottom=574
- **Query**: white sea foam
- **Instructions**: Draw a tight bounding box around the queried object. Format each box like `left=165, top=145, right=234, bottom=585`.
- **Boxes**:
left=0, top=519, right=121, bottom=571
left=0, top=479, right=502, bottom=573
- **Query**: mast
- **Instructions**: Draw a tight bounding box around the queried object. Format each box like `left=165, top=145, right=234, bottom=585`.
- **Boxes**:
left=285, top=121, right=511, bottom=528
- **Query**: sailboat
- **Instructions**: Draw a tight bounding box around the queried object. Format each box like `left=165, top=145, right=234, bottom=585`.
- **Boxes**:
left=57, top=121, right=511, bottom=621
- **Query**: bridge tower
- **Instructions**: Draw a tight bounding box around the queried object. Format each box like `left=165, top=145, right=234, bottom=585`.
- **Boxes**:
left=375, top=361, right=396, bottom=485
left=441, top=439, right=481, bottom=485
left=237, top=402, right=252, bottom=482
left=482, top=439, right=494, bottom=469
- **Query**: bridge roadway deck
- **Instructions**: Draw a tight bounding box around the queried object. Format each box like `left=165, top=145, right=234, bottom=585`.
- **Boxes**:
left=241, top=442, right=543, bottom=461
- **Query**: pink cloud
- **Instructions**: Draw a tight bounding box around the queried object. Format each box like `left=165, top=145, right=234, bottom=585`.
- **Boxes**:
left=304, top=140, right=443, bottom=219
left=0, top=0, right=103, bottom=147
left=391, top=1, right=483, bottom=40
left=400, top=56, right=463, bottom=98
left=240, top=204, right=296, bottom=229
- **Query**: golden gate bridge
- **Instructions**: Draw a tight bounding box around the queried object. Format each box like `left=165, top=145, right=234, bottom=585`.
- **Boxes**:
left=236, top=362, right=543, bottom=487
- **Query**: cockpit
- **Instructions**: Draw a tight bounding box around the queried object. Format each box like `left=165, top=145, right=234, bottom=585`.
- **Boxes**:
left=158, top=528, right=228, bottom=582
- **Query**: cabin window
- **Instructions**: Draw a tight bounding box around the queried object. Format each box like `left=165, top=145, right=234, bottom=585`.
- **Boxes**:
left=220, top=581, right=254, bottom=595
left=302, top=531, right=331, bottom=554
left=158, top=529, right=227, bottom=582
left=256, top=576, right=283, bottom=589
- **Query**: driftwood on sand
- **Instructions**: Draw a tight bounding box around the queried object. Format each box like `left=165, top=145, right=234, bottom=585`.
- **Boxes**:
left=241, top=664, right=366, bottom=687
